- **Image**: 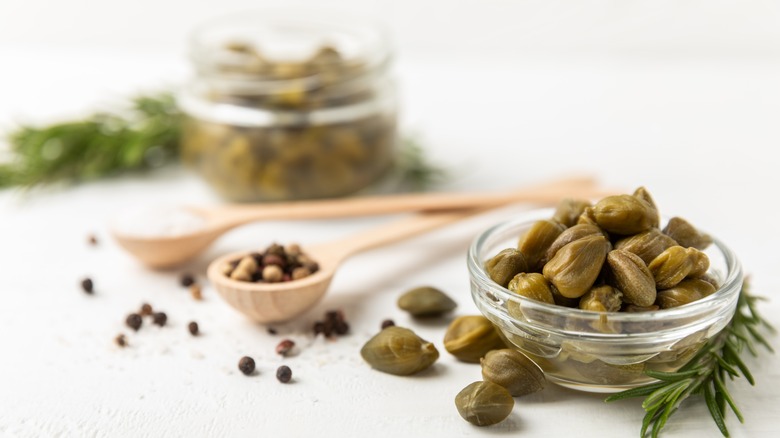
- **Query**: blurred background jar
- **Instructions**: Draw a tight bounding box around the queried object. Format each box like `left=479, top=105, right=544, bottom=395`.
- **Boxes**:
left=179, top=12, right=398, bottom=202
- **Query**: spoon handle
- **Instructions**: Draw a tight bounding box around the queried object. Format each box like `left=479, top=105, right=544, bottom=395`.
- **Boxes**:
left=204, top=175, right=608, bottom=227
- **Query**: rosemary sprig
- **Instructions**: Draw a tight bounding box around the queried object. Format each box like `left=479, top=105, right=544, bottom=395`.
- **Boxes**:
left=606, top=279, right=775, bottom=437
left=0, top=92, right=181, bottom=188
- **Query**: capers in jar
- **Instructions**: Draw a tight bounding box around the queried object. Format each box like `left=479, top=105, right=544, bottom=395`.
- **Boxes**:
left=397, top=286, right=457, bottom=317
left=455, top=381, right=514, bottom=427
left=543, top=223, right=605, bottom=265
left=360, top=326, right=439, bottom=375
left=663, top=217, right=713, bottom=250
left=481, top=349, right=545, bottom=397
left=606, top=249, right=657, bottom=307
left=579, top=285, right=623, bottom=312
left=656, top=278, right=717, bottom=309
left=444, top=315, right=506, bottom=363
left=552, top=198, right=592, bottom=228
left=614, top=228, right=678, bottom=265
left=507, top=273, right=555, bottom=307
left=647, top=245, right=708, bottom=289
left=485, top=248, right=529, bottom=288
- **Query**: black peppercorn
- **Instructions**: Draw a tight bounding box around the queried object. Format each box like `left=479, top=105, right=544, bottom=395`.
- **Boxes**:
left=267, top=327, right=278, bottom=335
left=126, top=313, right=142, bottom=331
left=276, top=339, right=295, bottom=356
left=115, top=334, right=127, bottom=347
left=188, top=321, right=199, bottom=336
left=238, top=356, right=255, bottom=375
left=276, top=365, right=292, bottom=383
left=87, top=234, right=98, bottom=246
left=180, top=273, right=195, bottom=287
left=81, top=278, right=94, bottom=294
left=152, top=312, right=167, bottom=327
left=139, top=303, right=153, bottom=316
left=381, top=319, right=395, bottom=329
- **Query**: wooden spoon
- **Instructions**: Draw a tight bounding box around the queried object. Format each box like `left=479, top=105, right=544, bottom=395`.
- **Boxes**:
left=113, top=176, right=610, bottom=268
left=208, top=208, right=496, bottom=324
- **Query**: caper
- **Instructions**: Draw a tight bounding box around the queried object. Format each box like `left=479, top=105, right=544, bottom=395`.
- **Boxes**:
left=397, top=286, right=457, bottom=317
left=507, top=273, right=555, bottom=304
left=455, top=381, right=514, bottom=427
left=606, top=249, right=657, bottom=307
left=551, top=284, right=580, bottom=307
left=552, top=198, right=592, bottom=228
left=360, top=326, right=439, bottom=375
left=481, top=349, right=545, bottom=397
left=656, top=278, right=716, bottom=309
left=648, top=246, right=695, bottom=289
left=663, top=217, right=713, bottom=250
left=576, top=206, right=599, bottom=226
left=571, top=359, right=646, bottom=385
left=633, top=186, right=659, bottom=224
left=592, top=194, right=658, bottom=235
left=517, top=219, right=566, bottom=270
left=543, top=234, right=611, bottom=299
left=614, top=228, right=678, bottom=265
left=444, top=315, right=506, bottom=363
left=485, top=248, right=529, bottom=287
left=543, top=223, right=605, bottom=265
left=579, top=285, right=623, bottom=312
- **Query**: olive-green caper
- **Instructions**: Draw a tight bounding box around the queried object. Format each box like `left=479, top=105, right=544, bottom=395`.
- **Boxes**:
left=485, top=248, right=529, bottom=287
left=397, top=286, right=457, bottom=317
left=614, top=228, right=679, bottom=265
left=551, top=284, right=580, bottom=307
left=543, top=223, right=605, bottom=265
left=552, top=198, right=592, bottom=228
left=570, top=359, right=646, bottom=385
left=633, top=186, right=659, bottom=227
left=360, top=326, right=439, bottom=375
left=481, top=349, right=545, bottom=397
left=507, top=273, right=555, bottom=305
left=517, top=219, right=566, bottom=270
left=606, top=249, right=657, bottom=307
left=648, top=246, right=695, bottom=289
left=663, top=217, right=713, bottom=250
left=656, top=278, right=716, bottom=309
left=576, top=206, right=599, bottom=226
left=455, top=381, right=514, bottom=427
left=543, top=234, right=611, bottom=299
left=444, top=315, right=506, bottom=363
left=579, top=285, right=623, bottom=312
left=592, top=194, right=658, bottom=235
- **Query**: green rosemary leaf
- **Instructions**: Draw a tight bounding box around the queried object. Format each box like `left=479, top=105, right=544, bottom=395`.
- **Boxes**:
left=746, top=324, right=774, bottom=353
left=704, top=382, right=730, bottom=437
left=725, top=343, right=755, bottom=385
left=713, top=371, right=744, bottom=423
left=713, top=354, right=740, bottom=377
left=644, top=369, right=701, bottom=381
left=605, top=382, right=668, bottom=402
left=642, top=380, right=689, bottom=411
left=641, top=406, right=662, bottom=438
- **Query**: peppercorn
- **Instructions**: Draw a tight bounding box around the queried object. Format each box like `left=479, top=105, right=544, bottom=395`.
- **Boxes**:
left=81, top=278, right=94, bottom=294
left=188, top=321, right=199, bottom=336
left=152, top=312, right=167, bottom=327
left=276, top=365, right=292, bottom=383
left=115, top=334, right=127, bottom=347
left=381, top=319, right=395, bottom=329
left=190, top=284, right=203, bottom=301
left=180, top=273, right=195, bottom=287
left=276, top=339, right=295, bottom=356
left=267, top=327, right=278, bottom=335
left=262, top=265, right=284, bottom=283
left=126, top=313, right=142, bottom=331
left=238, top=356, right=255, bottom=375
left=87, top=234, right=98, bottom=246
left=139, top=303, right=153, bottom=316
left=263, top=253, right=286, bottom=268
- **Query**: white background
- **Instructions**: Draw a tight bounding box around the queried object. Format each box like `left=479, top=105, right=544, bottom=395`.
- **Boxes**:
left=1, top=1, right=780, bottom=437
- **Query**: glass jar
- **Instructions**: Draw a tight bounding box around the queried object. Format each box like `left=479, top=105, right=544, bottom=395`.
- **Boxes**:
left=179, top=12, right=397, bottom=201
left=468, top=209, right=743, bottom=393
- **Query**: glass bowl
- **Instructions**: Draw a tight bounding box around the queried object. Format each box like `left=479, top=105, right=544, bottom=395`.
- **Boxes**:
left=467, top=209, right=743, bottom=393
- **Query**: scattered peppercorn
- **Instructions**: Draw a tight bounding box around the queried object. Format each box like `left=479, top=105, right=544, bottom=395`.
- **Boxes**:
left=188, top=321, right=199, bottom=336
left=381, top=319, right=395, bottom=329
left=87, top=234, right=98, bottom=246
left=267, top=327, right=278, bottom=335
left=312, top=310, right=350, bottom=338
left=126, top=313, right=142, bottom=331
left=115, top=334, right=127, bottom=347
left=238, top=356, right=255, bottom=375
left=180, top=273, right=195, bottom=287
left=276, top=339, right=295, bottom=356
left=81, top=278, right=94, bottom=294
left=139, top=303, right=153, bottom=316
left=190, top=284, right=203, bottom=301
left=152, top=312, right=167, bottom=327
left=276, top=365, right=292, bottom=383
